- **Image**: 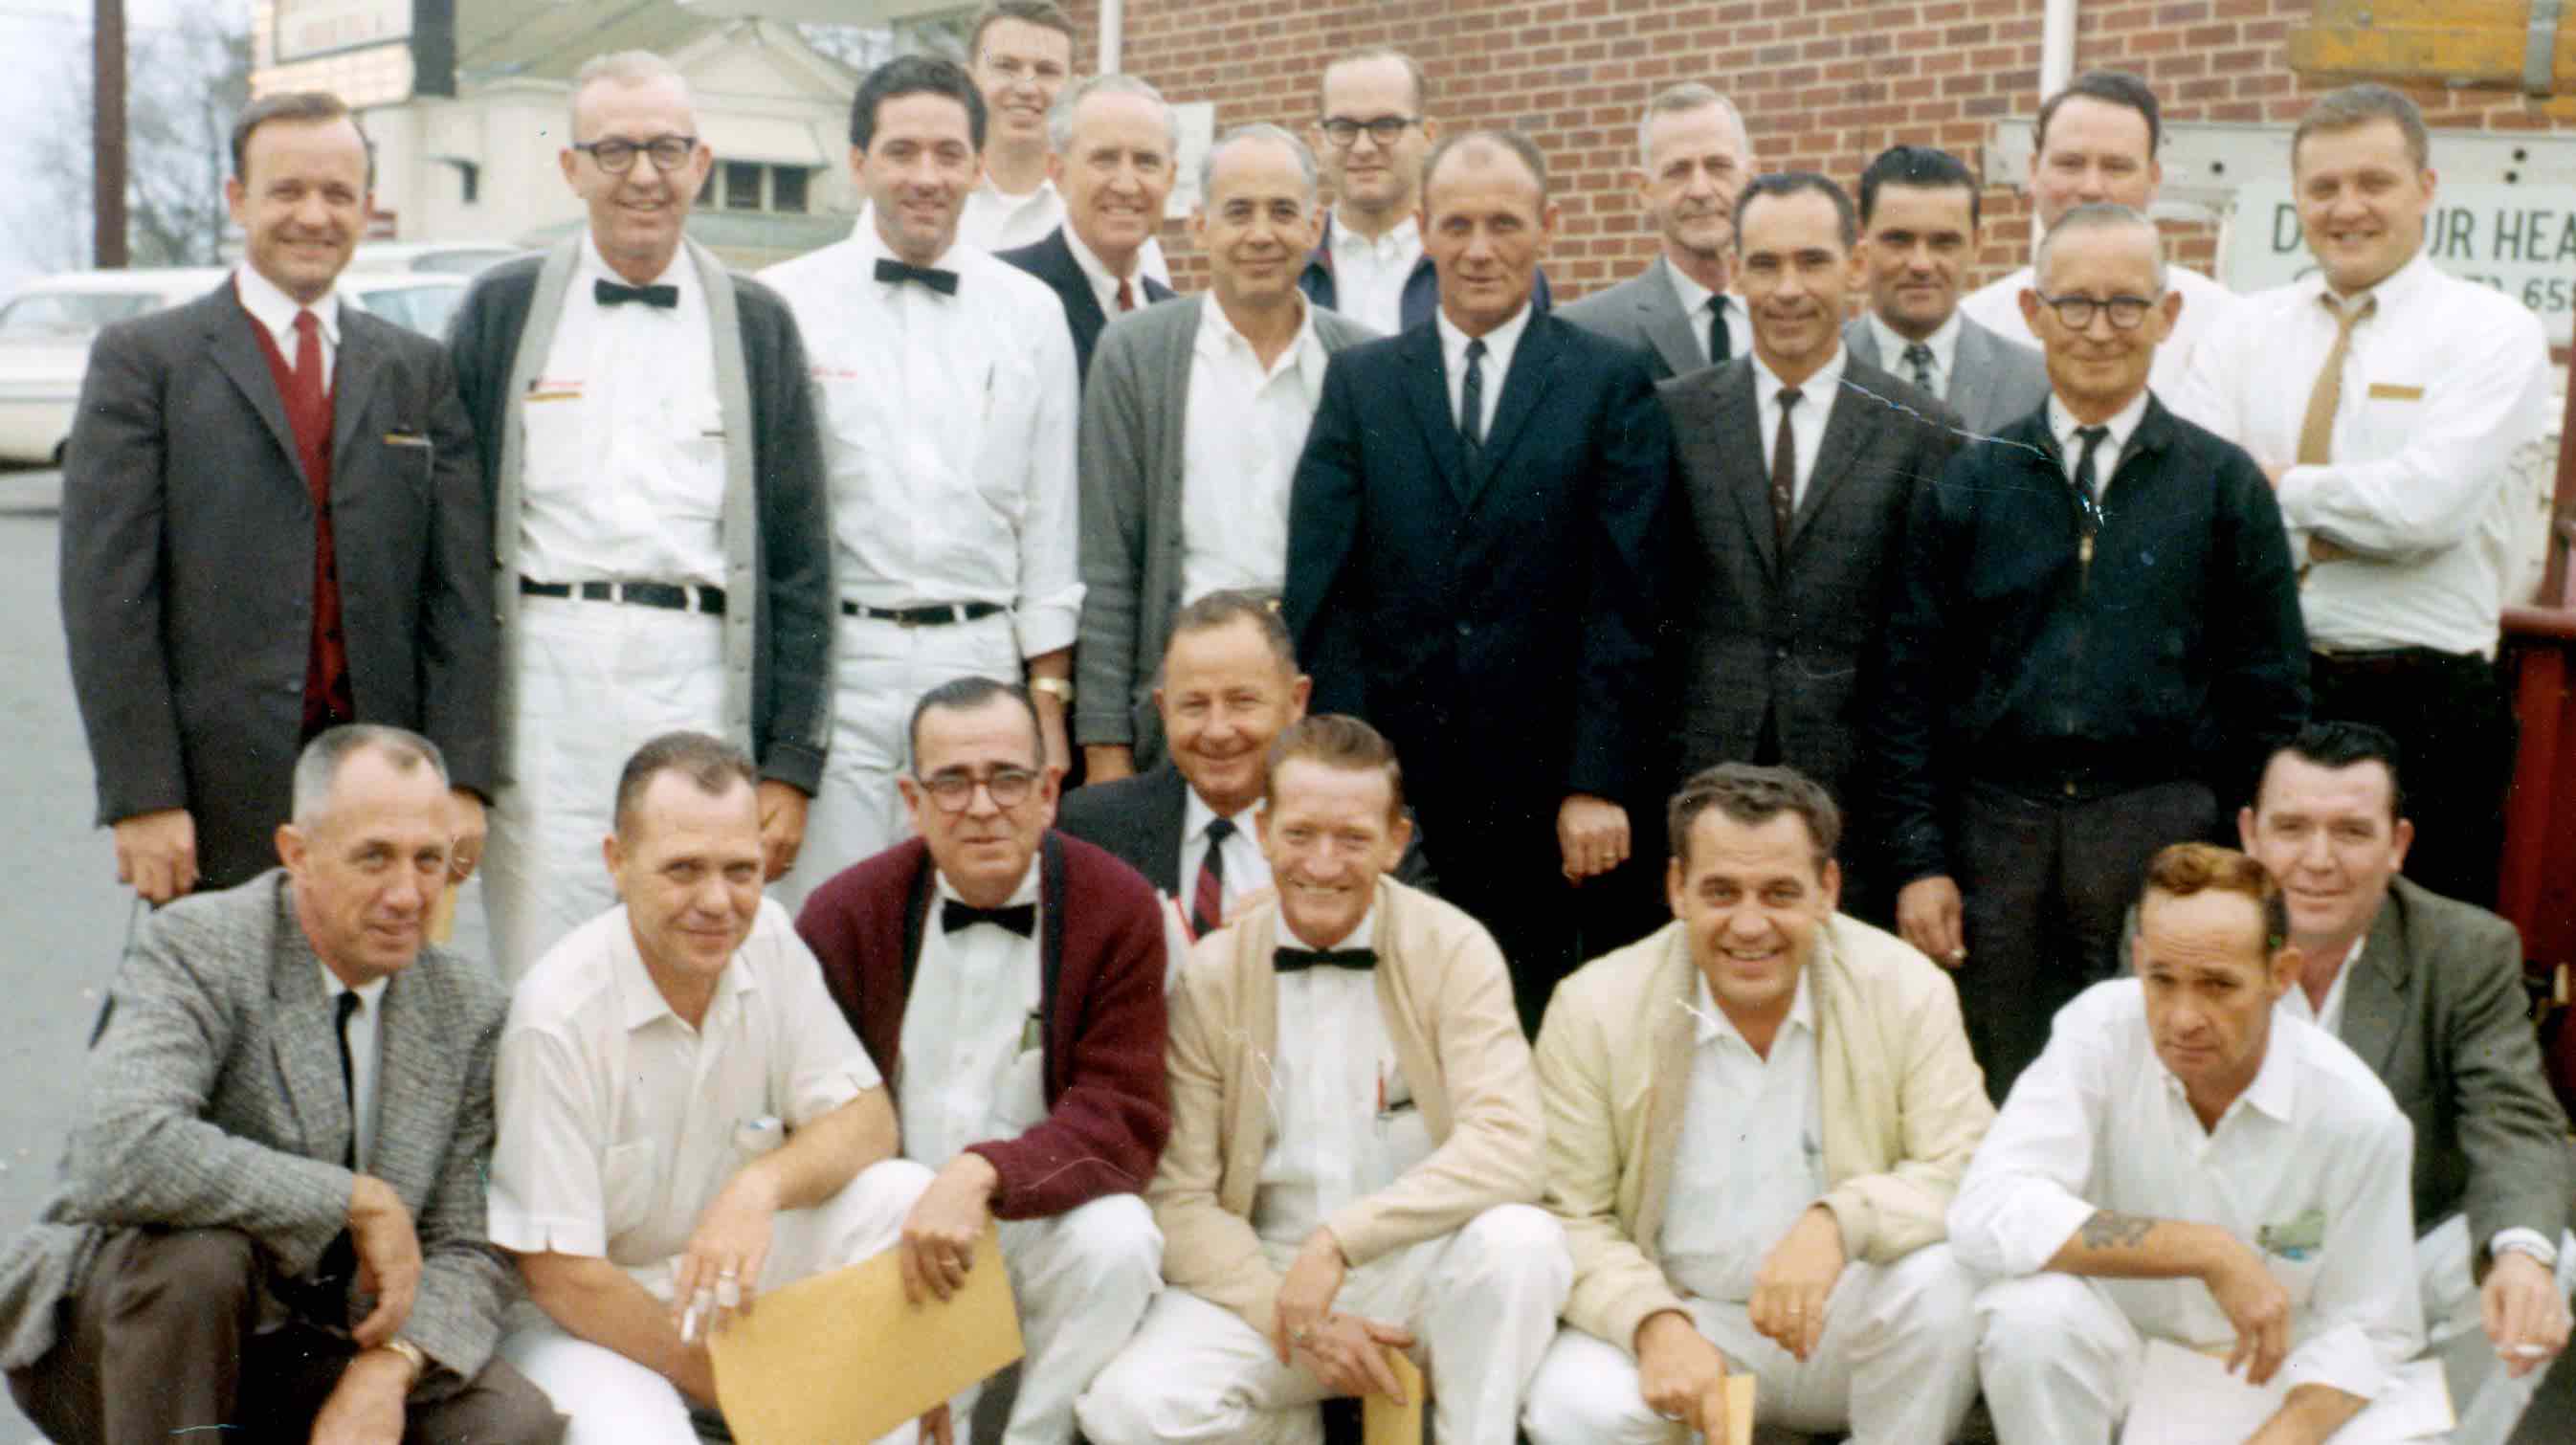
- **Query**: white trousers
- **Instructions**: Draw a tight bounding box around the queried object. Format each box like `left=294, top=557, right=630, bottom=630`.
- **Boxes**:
left=1975, top=1272, right=2452, bottom=1444
left=495, top=1157, right=937, bottom=1444
left=773, top=611, right=1021, bottom=913
left=2420, top=1216, right=2576, bottom=1445
left=1076, top=1204, right=1572, bottom=1445
left=955, top=1192, right=1165, bottom=1445
left=483, top=597, right=727, bottom=982
left=1521, top=1242, right=1979, bottom=1445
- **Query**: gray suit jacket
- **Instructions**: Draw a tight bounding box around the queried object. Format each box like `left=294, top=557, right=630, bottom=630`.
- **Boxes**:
left=59, top=282, right=497, bottom=890
left=1842, top=311, right=2050, bottom=438
left=0, top=872, right=518, bottom=1391
left=1074, top=296, right=1378, bottom=763
left=1557, top=254, right=1724, bottom=382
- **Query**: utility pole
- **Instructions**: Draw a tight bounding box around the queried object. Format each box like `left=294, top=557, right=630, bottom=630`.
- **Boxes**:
left=93, top=0, right=126, bottom=268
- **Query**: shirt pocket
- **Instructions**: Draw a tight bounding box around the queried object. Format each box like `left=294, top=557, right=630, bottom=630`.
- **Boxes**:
left=967, top=351, right=1044, bottom=516
left=660, top=392, right=728, bottom=522
left=2351, top=371, right=2431, bottom=459
left=985, top=1018, right=1050, bottom=1139
left=518, top=386, right=590, bottom=492
left=601, top=1138, right=658, bottom=1243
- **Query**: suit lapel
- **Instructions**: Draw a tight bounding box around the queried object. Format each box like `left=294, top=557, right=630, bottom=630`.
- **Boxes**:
left=1949, top=322, right=1996, bottom=432
left=1471, top=316, right=1562, bottom=503
left=329, top=313, right=383, bottom=471
left=1634, top=934, right=1699, bottom=1262
left=1144, top=766, right=1189, bottom=896
left=1711, top=362, right=1780, bottom=572
left=268, top=909, right=352, bottom=1167
left=203, top=290, right=305, bottom=487
left=1792, top=376, right=1873, bottom=546
left=370, top=969, right=463, bottom=1194
left=2335, top=900, right=2411, bottom=1076
left=1397, top=324, right=1472, bottom=507
left=1639, top=257, right=1707, bottom=379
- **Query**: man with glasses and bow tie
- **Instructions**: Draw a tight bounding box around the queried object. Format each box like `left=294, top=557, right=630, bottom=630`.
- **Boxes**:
left=449, top=50, right=833, bottom=981
left=799, top=678, right=1169, bottom=1445
left=762, top=55, right=1082, bottom=912
left=1875, top=202, right=2308, bottom=1103
left=1077, top=714, right=1569, bottom=1445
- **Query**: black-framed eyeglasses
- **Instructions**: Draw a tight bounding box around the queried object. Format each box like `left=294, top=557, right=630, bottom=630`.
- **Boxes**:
left=2033, top=290, right=2159, bottom=330
left=915, top=767, right=1041, bottom=812
left=1318, top=116, right=1420, bottom=147
left=573, top=135, right=698, bottom=174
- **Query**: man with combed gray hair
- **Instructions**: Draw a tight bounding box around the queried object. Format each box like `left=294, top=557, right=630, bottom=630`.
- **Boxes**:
left=1000, top=74, right=1181, bottom=388
left=1074, top=124, right=1379, bottom=781
left=1559, top=82, right=1753, bottom=379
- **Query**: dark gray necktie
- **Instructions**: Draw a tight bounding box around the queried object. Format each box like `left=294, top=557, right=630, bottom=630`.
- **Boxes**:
left=1771, top=389, right=1801, bottom=552
left=2072, top=425, right=2111, bottom=502
left=1458, top=338, right=1487, bottom=456
left=335, top=990, right=361, bottom=1168
left=1707, top=301, right=1730, bottom=364
left=1902, top=342, right=1936, bottom=392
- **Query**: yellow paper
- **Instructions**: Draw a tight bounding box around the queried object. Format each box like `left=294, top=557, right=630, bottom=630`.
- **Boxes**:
left=709, top=1225, right=1024, bottom=1444
left=1362, top=1348, right=1425, bottom=1444
left=1660, top=1374, right=1756, bottom=1445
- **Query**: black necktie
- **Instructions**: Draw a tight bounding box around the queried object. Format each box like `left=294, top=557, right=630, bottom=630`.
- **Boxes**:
left=2072, top=425, right=2111, bottom=503
left=1458, top=338, right=1487, bottom=457
left=943, top=899, right=1036, bottom=937
left=1190, top=818, right=1232, bottom=939
left=1901, top=342, right=1936, bottom=392
left=1707, top=300, right=1730, bottom=364
left=876, top=257, right=961, bottom=296
left=594, top=278, right=677, bottom=308
left=334, top=990, right=362, bottom=1168
left=1771, top=388, right=1802, bottom=552
left=1274, top=946, right=1378, bottom=973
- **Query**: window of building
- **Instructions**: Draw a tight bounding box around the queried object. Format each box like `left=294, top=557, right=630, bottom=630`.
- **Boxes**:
left=713, top=162, right=815, bottom=214
left=722, top=161, right=765, bottom=211
left=770, top=166, right=809, bottom=214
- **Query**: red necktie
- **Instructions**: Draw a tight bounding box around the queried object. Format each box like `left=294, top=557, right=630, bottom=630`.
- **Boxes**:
left=1116, top=277, right=1137, bottom=313
left=1190, top=818, right=1232, bottom=938
left=289, top=309, right=325, bottom=437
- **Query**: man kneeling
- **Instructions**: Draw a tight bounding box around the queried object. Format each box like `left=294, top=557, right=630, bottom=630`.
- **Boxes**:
left=487, top=732, right=936, bottom=1442
left=1078, top=715, right=1571, bottom=1443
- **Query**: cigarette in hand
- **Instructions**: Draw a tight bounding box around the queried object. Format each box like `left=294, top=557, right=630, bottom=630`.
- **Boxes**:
left=680, top=1296, right=707, bottom=1345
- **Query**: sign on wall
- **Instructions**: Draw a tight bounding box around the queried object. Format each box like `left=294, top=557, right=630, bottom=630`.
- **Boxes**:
left=2224, top=181, right=2575, bottom=347
left=274, top=0, right=411, bottom=63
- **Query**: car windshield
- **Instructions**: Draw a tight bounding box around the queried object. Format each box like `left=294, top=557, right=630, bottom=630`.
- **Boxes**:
left=0, top=291, right=162, bottom=340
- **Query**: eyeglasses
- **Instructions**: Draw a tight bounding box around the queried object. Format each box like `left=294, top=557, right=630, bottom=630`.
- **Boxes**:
left=1318, top=116, right=1420, bottom=147
left=573, top=135, right=698, bottom=174
left=915, top=767, right=1041, bottom=812
left=2032, top=290, right=2160, bottom=330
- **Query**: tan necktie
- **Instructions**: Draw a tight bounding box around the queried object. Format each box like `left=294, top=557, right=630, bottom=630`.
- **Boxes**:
left=2296, top=294, right=2374, bottom=466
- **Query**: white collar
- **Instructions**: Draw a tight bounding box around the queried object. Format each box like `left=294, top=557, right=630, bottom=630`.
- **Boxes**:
left=1751, top=343, right=1850, bottom=407
left=2305, top=245, right=2434, bottom=315
left=1434, top=299, right=1534, bottom=367
left=1691, top=965, right=1815, bottom=1048
left=612, top=909, right=755, bottom=1033
left=318, top=960, right=390, bottom=1012
left=855, top=216, right=966, bottom=279
left=1660, top=257, right=1731, bottom=322
left=1063, top=221, right=1142, bottom=287
left=2161, top=1008, right=2302, bottom=1127
left=1331, top=211, right=1419, bottom=256
left=1196, top=293, right=1326, bottom=383
left=1864, top=306, right=1962, bottom=373
left=1182, top=786, right=1261, bottom=847
left=2048, top=386, right=2151, bottom=456
left=976, top=172, right=1055, bottom=209
left=234, top=264, right=341, bottom=346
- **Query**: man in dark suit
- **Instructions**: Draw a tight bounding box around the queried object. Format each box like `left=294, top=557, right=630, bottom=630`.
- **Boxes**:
left=1559, top=82, right=1751, bottom=380
left=0, top=726, right=559, bottom=1444
left=60, top=91, right=495, bottom=905
left=998, top=74, right=1179, bottom=389
left=1658, top=172, right=1962, bottom=921
left=2238, top=722, right=2572, bottom=1440
left=1841, top=144, right=2050, bottom=437
left=1285, top=130, right=1672, bottom=1032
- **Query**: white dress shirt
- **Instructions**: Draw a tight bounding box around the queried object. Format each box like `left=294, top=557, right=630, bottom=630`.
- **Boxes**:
left=1661, top=261, right=1743, bottom=366
left=1434, top=300, right=1533, bottom=444
left=2170, top=250, right=2554, bottom=658
left=899, top=858, right=1048, bottom=1170
left=1960, top=261, right=2237, bottom=398
left=1325, top=211, right=1424, bottom=335
left=2276, top=938, right=2365, bottom=1038
left=517, top=236, right=728, bottom=589
left=1066, top=223, right=1153, bottom=318
left=234, top=265, right=341, bottom=389
left=1865, top=308, right=1962, bottom=398
left=1251, top=906, right=1434, bottom=1248
left=319, top=965, right=389, bottom=1172
left=1658, top=971, right=1825, bottom=1304
left=2047, top=389, right=2151, bottom=500
left=1178, top=297, right=1331, bottom=602
left=1178, top=789, right=1272, bottom=916
left=486, top=899, right=881, bottom=1288
left=1949, top=978, right=2423, bottom=1407
left=1753, top=345, right=1851, bottom=508
left=760, top=224, right=1084, bottom=658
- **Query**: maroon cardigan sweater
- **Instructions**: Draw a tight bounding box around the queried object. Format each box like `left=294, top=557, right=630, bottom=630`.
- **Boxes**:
left=794, top=831, right=1171, bottom=1219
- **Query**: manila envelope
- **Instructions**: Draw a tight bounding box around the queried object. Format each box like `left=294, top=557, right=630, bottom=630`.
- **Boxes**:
left=1658, top=1374, right=1756, bottom=1445
left=1362, top=1348, right=1425, bottom=1444
left=709, top=1224, right=1024, bottom=1444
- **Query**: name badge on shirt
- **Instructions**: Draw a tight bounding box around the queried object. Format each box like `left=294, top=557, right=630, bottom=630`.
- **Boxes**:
left=2366, top=382, right=2426, bottom=402
left=525, top=378, right=585, bottom=403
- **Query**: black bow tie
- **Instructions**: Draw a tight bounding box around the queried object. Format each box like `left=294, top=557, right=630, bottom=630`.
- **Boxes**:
left=594, top=278, right=678, bottom=308
left=1274, top=946, right=1377, bottom=973
left=876, top=258, right=960, bottom=296
left=944, top=899, right=1035, bottom=937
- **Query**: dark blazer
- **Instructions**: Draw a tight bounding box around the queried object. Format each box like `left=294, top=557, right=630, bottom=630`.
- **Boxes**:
left=794, top=832, right=1170, bottom=1220
left=1055, top=762, right=1438, bottom=896
left=0, top=872, right=517, bottom=1386
left=1297, top=213, right=1553, bottom=333
left=1282, top=314, right=1672, bottom=816
left=1557, top=254, right=1724, bottom=381
left=1659, top=355, right=1963, bottom=820
left=997, top=226, right=1177, bottom=389
left=1842, top=311, right=2050, bottom=438
left=59, top=282, right=496, bottom=890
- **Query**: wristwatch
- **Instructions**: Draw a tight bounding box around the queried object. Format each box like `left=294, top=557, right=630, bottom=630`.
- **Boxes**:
left=380, top=1336, right=428, bottom=1386
left=1029, top=677, right=1075, bottom=705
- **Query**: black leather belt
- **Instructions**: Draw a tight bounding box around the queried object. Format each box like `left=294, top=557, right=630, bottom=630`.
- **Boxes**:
left=520, top=577, right=726, bottom=615
left=843, top=601, right=1006, bottom=627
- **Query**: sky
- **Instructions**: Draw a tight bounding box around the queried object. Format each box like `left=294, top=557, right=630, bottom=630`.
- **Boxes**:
left=0, top=0, right=189, bottom=298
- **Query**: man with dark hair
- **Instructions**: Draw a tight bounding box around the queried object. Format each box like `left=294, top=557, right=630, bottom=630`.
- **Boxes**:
left=1560, top=83, right=1753, bottom=379
left=0, top=725, right=560, bottom=1444
left=1286, top=128, right=1673, bottom=1033
left=762, top=56, right=1082, bottom=911
left=1524, top=762, right=1990, bottom=1445
left=797, top=678, right=1169, bottom=1444
left=2237, top=722, right=2572, bottom=1441
left=1657, top=171, right=1961, bottom=922
left=1843, top=144, right=2050, bottom=435
left=487, top=730, right=934, bottom=1442
left=1079, top=714, right=1569, bottom=1442
left=61, top=89, right=495, bottom=906
left=1878, top=202, right=2308, bottom=1101
left=449, top=51, right=833, bottom=979
left=1958, top=70, right=2238, bottom=392
left=2177, top=82, right=2550, bottom=915
left=1954, top=841, right=2443, bottom=1443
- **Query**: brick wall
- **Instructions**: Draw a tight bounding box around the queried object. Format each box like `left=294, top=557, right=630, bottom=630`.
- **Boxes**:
left=1067, top=0, right=2576, bottom=300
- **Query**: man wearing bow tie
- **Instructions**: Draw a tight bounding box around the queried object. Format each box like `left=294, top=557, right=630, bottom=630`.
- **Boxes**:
left=1077, top=714, right=1570, bottom=1444
left=798, top=678, right=1168, bottom=1444
left=448, top=50, right=833, bottom=979
left=763, top=55, right=1083, bottom=911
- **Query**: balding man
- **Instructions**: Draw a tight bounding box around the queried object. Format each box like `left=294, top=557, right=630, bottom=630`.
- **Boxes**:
left=1560, top=82, right=1753, bottom=380
left=999, top=75, right=1181, bottom=388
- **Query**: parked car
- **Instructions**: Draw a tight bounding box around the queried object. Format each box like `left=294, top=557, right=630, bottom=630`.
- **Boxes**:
left=347, top=240, right=524, bottom=276
left=0, top=267, right=465, bottom=465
